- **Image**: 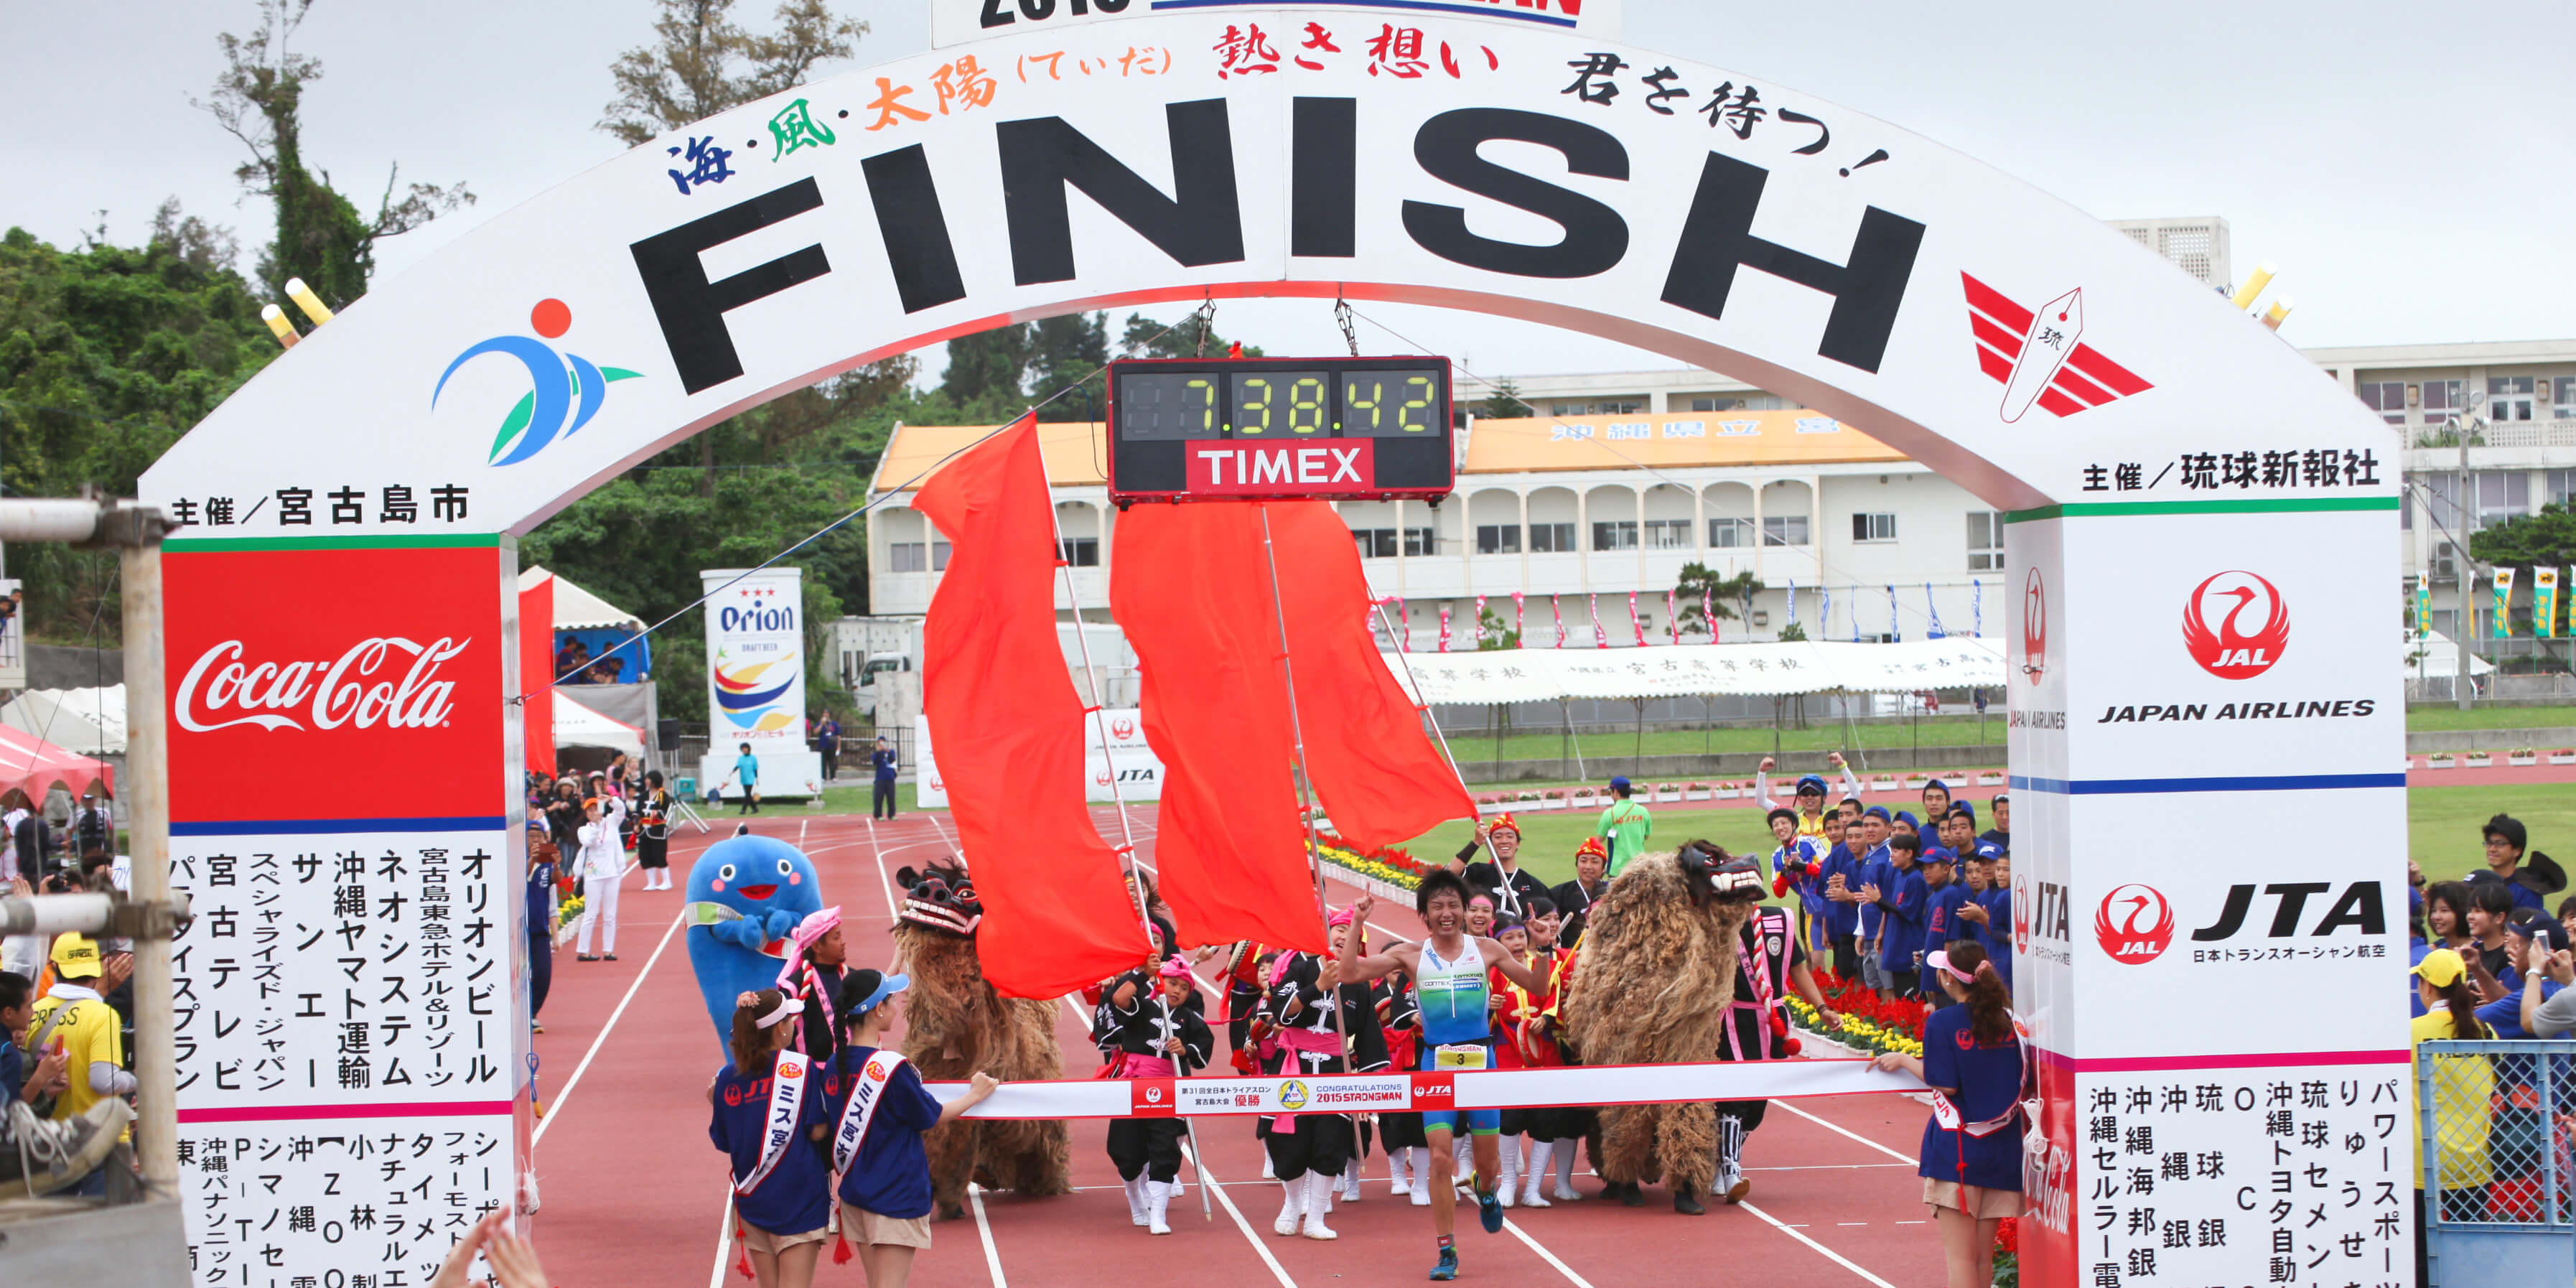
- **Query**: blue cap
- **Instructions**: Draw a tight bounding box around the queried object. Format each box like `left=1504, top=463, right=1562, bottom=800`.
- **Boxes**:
left=1921, top=846, right=1956, bottom=865
left=1863, top=806, right=1891, bottom=822
left=1609, top=775, right=1631, bottom=790
left=1794, top=774, right=1828, bottom=795
left=1923, top=778, right=1950, bottom=793
left=1949, top=801, right=1978, bottom=825
left=1972, top=841, right=2003, bottom=862
left=1895, top=811, right=1920, bottom=829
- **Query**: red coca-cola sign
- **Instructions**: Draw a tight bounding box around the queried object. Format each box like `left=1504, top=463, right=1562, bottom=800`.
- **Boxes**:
left=166, top=546, right=508, bottom=823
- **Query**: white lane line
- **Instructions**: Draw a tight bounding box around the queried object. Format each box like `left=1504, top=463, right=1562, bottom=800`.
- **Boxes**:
left=798, top=818, right=808, bottom=846
left=1748, top=1163, right=1913, bottom=1171
left=1739, top=1200, right=1901, bottom=1288
left=1180, top=1142, right=1298, bottom=1288
left=863, top=811, right=895, bottom=918
left=968, top=1183, right=1011, bottom=1288
left=533, top=897, right=686, bottom=1147
left=706, top=1192, right=734, bottom=1288
left=1501, top=1214, right=1598, bottom=1288
left=1766, top=1099, right=1918, bottom=1165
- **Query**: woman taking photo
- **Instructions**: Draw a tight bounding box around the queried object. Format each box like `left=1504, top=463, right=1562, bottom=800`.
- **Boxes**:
left=1872, top=942, right=2022, bottom=1288
left=709, top=988, right=834, bottom=1288
left=635, top=771, right=676, bottom=892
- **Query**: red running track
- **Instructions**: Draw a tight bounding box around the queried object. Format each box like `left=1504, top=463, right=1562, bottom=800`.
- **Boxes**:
left=530, top=808, right=1953, bottom=1288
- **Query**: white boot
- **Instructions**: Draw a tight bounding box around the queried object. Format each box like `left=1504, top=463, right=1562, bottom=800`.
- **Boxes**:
left=1521, top=1142, right=1553, bottom=1208
left=1410, top=1148, right=1434, bottom=1205
left=1125, top=1175, right=1149, bottom=1227
left=1261, top=1151, right=1277, bottom=1180
left=1146, top=1179, right=1173, bottom=1235
left=1389, top=1145, right=1414, bottom=1197
left=1273, top=1177, right=1305, bottom=1236
left=1551, top=1139, right=1584, bottom=1202
left=1340, top=1160, right=1363, bottom=1203
left=1497, top=1137, right=1520, bottom=1208
left=1301, top=1171, right=1340, bottom=1240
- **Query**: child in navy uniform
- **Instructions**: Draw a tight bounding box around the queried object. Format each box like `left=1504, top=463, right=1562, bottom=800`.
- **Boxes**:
left=829, top=967, right=999, bottom=1287
left=709, top=987, right=834, bottom=1288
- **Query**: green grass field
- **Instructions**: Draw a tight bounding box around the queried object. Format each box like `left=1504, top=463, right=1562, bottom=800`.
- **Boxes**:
left=2404, top=705, right=2576, bottom=734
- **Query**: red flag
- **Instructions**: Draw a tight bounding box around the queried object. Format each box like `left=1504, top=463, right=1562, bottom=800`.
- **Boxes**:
left=915, top=416, right=1147, bottom=997
left=1266, top=503, right=1474, bottom=852
left=1112, top=505, right=1325, bottom=953
left=519, top=574, right=554, bottom=777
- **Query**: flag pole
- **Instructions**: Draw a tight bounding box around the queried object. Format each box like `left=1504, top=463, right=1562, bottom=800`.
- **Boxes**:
left=1256, top=503, right=1358, bottom=1177
left=1031, top=411, right=1213, bottom=1221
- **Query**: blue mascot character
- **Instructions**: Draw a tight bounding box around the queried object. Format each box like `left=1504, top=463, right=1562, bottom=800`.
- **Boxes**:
left=683, top=831, right=824, bottom=1053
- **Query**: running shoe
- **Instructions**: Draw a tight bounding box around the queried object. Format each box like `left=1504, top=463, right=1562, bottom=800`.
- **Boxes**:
left=1477, top=1187, right=1503, bottom=1233
left=1429, top=1247, right=1459, bottom=1281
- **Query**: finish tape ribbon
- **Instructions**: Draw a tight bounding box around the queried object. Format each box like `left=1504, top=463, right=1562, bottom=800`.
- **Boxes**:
left=926, top=1058, right=1924, bottom=1120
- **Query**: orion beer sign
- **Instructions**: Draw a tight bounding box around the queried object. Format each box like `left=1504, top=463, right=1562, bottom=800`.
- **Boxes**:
left=161, top=542, right=532, bottom=1282
left=703, top=566, right=820, bottom=797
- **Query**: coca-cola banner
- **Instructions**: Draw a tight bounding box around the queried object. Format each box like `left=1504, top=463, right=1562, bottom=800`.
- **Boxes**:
left=166, top=545, right=509, bottom=823
left=701, top=566, right=821, bottom=797
left=161, top=538, right=530, bottom=1283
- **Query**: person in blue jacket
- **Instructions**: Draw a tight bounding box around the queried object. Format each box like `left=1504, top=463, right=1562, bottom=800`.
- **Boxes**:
left=1875, top=942, right=2024, bottom=1288
left=1915, top=848, right=1971, bottom=999
left=828, top=967, right=999, bottom=1284
left=1954, top=844, right=2012, bottom=994
left=1861, top=832, right=1927, bottom=1000
left=710, top=987, right=835, bottom=1288
left=1816, top=813, right=1865, bottom=979
left=1837, top=808, right=1895, bottom=994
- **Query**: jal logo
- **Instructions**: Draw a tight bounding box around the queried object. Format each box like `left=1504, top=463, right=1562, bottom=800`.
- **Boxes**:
left=722, top=1083, right=744, bottom=1107
left=2189, top=882, right=2384, bottom=943
left=431, top=299, right=643, bottom=466
left=1109, top=716, right=1137, bottom=741
left=1144, top=1086, right=1162, bottom=1104
left=175, top=638, right=467, bottom=733
left=2020, top=568, right=2046, bottom=685
left=2012, top=873, right=2032, bottom=954
left=2094, top=883, right=2176, bottom=963
left=1093, top=766, right=1112, bottom=787
left=2182, top=571, right=2290, bottom=680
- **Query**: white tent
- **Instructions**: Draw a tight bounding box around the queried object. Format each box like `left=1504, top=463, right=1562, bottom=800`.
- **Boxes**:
left=554, top=689, right=645, bottom=757
left=2407, top=630, right=2496, bottom=678
left=1380, top=638, right=2008, bottom=704
left=518, top=566, right=644, bottom=631
left=0, top=684, right=126, bottom=755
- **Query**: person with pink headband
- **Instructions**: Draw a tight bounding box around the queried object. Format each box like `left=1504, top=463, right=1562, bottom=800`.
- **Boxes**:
left=1873, top=942, right=2024, bottom=1288
left=1255, top=907, right=1391, bottom=1242
left=780, top=907, right=847, bottom=1064
left=1100, top=956, right=1212, bottom=1236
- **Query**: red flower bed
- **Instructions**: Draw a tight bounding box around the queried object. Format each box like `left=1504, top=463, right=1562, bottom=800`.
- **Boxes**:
left=1316, top=833, right=1429, bottom=876
left=1811, top=969, right=1930, bottom=1042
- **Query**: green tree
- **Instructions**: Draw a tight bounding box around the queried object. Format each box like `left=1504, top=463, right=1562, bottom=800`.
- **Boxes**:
left=1775, top=620, right=1809, bottom=642
left=1477, top=379, right=1527, bottom=421
left=941, top=326, right=1032, bottom=409
left=1116, top=311, right=1264, bottom=361
left=1473, top=604, right=1521, bottom=650
left=2472, top=505, right=2576, bottom=636
left=598, top=0, right=869, bottom=146
left=1671, top=562, right=1763, bottom=635
left=198, top=0, right=474, bottom=309
left=0, top=213, right=280, bottom=638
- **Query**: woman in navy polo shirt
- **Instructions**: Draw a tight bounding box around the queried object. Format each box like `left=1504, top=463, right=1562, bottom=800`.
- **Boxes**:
left=709, top=988, right=834, bottom=1288
left=829, top=968, right=999, bottom=1287
left=1873, top=941, right=2024, bottom=1288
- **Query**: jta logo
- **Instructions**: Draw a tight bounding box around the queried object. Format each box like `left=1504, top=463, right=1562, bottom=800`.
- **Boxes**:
left=2020, top=568, right=2047, bottom=685
left=2188, top=882, right=2384, bottom=941
left=2182, top=571, right=2290, bottom=680
left=2092, top=883, right=2176, bottom=963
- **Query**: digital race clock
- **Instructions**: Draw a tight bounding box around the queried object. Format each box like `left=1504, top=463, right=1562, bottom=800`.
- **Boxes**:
left=1104, top=356, right=1455, bottom=505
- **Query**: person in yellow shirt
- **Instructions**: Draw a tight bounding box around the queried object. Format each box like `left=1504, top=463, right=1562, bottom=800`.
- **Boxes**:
left=2408, top=948, right=2493, bottom=1287
left=25, top=932, right=134, bottom=1195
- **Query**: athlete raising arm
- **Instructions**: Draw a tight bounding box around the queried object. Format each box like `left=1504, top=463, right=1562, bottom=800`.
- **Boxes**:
left=1335, top=869, right=1551, bottom=1282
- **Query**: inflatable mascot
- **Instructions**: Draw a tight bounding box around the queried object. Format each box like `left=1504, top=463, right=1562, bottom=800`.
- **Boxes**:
left=892, top=859, right=1072, bottom=1219
left=685, top=831, right=825, bottom=1055
left=1560, top=843, right=1764, bottom=1213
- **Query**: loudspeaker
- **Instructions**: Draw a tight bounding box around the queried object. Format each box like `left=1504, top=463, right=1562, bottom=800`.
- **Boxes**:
left=657, top=719, right=682, bottom=752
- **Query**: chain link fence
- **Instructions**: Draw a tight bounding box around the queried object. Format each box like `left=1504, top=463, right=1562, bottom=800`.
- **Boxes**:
left=2419, top=1039, right=2576, bottom=1285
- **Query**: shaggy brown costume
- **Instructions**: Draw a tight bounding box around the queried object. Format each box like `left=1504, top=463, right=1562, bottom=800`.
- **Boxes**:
left=1559, top=849, right=1753, bottom=1200
left=891, top=862, right=1073, bottom=1220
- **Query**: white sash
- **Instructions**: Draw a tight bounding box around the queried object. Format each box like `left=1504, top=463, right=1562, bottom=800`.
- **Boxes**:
left=733, top=1053, right=811, bottom=1196
left=831, top=1048, right=911, bottom=1181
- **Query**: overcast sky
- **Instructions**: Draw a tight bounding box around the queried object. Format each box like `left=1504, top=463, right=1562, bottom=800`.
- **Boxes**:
left=6, top=0, right=2571, bottom=383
